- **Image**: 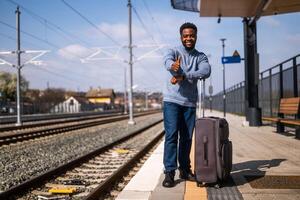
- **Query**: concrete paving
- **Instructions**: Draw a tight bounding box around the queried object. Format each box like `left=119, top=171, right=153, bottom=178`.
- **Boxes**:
left=116, top=141, right=165, bottom=200
left=116, top=110, right=300, bottom=200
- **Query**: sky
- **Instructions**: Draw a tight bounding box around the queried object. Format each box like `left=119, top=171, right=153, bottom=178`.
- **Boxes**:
left=0, top=0, right=299, bottom=94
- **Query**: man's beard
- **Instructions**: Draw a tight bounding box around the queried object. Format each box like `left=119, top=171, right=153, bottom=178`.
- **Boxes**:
left=182, top=42, right=195, bottom=51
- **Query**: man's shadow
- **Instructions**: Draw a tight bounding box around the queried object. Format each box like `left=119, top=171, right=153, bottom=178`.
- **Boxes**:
left=172, top=159, right=286, bottom=188
left=224, top=158, right=287, bottom=187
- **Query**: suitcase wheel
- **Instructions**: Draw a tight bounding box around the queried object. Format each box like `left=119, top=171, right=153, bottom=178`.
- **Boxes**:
left=196, top=182, right=205, bottom=187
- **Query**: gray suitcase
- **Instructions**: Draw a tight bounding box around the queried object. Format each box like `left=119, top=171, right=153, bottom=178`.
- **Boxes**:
left=194, top=117, right=232, bottom=187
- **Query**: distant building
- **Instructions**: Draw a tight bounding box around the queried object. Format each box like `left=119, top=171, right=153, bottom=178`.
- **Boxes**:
left=114, top=91, right=163, bottom=111
left=114, top=92, right=125, bottom=111
left=51, top=96, right=94, bottom=113
left=86, top=88, right=115, bottom=110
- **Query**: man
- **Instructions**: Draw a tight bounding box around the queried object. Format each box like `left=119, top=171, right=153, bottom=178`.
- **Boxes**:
left=162, top=22, right=211, bottom=187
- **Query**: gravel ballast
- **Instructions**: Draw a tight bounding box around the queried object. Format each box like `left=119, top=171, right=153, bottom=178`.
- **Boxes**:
left=0, top=113, right=162, bottom=192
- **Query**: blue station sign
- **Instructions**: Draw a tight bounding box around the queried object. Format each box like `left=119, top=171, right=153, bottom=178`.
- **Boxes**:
left=221, top=56, right=241, bottom=64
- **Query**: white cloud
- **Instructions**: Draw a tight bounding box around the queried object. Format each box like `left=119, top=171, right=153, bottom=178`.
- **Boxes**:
left=261, top=17, right=280, bottom=27
left=286, top=33, right=300, bottom=44
left=57, top=44, right=92, bottom=60
left=85, top=22, right=148, bottom=45
left=19, top=9, right=297, bottom=94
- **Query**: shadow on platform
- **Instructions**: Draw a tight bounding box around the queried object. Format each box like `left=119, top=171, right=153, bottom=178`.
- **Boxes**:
left=230, top=158, right=286, bottom=186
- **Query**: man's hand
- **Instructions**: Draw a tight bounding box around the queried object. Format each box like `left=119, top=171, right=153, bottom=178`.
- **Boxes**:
left=170, top=75, right=185, bottom=84
left=171, top=57, right=181, bottom=72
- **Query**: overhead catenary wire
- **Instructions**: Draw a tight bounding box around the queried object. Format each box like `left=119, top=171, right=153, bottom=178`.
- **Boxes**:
left=60, top=0, right=122, bottom=47
left=0, top=20, right=87, bottom=60
left=0, top=21, right=103, bottom=83
left=132, top=54, right=161, bottom=83
left=0, top=31, right=46, bottom=49
left=1, top=1, right=163, bottom=92
left=27, top=65, right=79, bottom=83
left=5, top=0, right=93, bottom=47
left=131, top=5, right=165, bottom=56
left=4, top=0, right=124, bottom=76
left=0, top=33, right=101, bottom=84
left=142, top=0, right=166, bottom=42
left=131, top=6, right=159, bottom=46
left=0, top=32, right=15, bottom=42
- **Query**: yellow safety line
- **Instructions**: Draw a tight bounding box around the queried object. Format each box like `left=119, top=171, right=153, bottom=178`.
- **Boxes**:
left=184, top=134, right=207, bottom=200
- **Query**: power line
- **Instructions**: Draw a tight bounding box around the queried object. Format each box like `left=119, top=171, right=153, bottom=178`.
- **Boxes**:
left=4, top=0, right=122, bottom=75
left=142, top=0, right=166, bottom=41
left=5, top=0, right=93, bottom=47
left=0, top=32, right=15, bottom=42
left=0, top=31, right=45, bottom=49
left=28, top=65, right=79, bottom=83
left=131, top=5, right=164, bottom=55
left=60, top=0, right=122, bottom=46
left=0, top=21, right=102, bottom=83
left=132, top=54, right=161, bottom=84
left=0, top=32, right=85, bottom=83
left=132, top=6, right=158, bottom=45
left=0, top=20, right=58, bottom=49
left=0, top=4, right=123, bottom=90
left=0, top=20, right=86, bottom=60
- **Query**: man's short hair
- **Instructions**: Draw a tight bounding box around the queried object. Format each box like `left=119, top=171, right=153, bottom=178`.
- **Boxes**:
left=180, top=22, right=197, bottom=35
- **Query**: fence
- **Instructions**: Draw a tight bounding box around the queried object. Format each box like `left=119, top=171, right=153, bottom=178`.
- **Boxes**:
left=209, top=54, right=300, bottom=117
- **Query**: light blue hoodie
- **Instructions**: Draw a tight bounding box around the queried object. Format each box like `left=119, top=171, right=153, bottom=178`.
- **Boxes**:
left=163, top=45, right=211, bottom=107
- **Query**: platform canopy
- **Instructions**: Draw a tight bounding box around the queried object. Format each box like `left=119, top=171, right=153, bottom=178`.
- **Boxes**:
left=171, top=0, right=300, bottom=17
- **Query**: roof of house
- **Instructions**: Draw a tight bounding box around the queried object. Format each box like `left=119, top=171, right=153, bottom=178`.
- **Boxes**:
left=86, top=88, right=115, bottom=98
left=72, top=96, right=92, bottom=105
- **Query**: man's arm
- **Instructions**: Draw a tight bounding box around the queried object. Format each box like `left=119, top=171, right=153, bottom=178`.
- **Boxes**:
left=170, top=75, right=184, bottom=84
left=184, top=56, right=211, bottom=80
left=164, top=48, right=183, bottom=76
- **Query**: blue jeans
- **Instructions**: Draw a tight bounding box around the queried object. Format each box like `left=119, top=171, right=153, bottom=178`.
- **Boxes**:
left=163, top=101, right=196, bottom=173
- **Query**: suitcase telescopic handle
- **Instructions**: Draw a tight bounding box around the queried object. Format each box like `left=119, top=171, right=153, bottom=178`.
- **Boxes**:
left=203, top=136, right=208, bottom=166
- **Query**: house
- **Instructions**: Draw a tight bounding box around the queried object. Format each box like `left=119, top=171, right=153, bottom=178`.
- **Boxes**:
left=86, top=88, right=115, bottom=110
left=51, top=96, right=94, bottom=113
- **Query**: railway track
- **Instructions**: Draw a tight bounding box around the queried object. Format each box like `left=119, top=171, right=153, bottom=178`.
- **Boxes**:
left=0, top=111, right=123, bottom=132
left=0, top=110, right=122, bottom=125
left=0, top=119, right=164, bottom=200
left=0, top=110, right=159, bottom=146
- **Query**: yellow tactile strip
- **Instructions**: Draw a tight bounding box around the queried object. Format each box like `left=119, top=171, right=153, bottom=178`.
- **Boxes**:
left=184, top=181, right=207, bottom=200
left=184, top=134, right=207, bottom=200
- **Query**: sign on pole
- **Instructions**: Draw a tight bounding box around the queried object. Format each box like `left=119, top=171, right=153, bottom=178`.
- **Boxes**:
left=221, top=50, right=242, bottom=64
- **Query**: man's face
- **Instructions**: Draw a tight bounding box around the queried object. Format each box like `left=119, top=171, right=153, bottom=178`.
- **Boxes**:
left=181, top=28, right=197, bottom=50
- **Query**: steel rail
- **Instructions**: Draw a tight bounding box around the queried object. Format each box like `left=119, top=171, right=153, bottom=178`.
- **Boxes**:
left=0, top=118, right=163, bottom=199
left=0, top=110, right=158, bottom=132
left=0, top=110, right=122, bottom=124
left=0, top=110, right=160, bottom=145
left=85, top=128, right=164, bottom=200
left=0, top=112, right=122, bottom=132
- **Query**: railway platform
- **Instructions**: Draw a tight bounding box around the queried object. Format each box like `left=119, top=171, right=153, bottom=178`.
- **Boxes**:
left=116, top=110, right=300, bottom=200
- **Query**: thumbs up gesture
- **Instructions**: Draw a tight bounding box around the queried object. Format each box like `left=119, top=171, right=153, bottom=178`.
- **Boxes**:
left=171, top=57, right=181, bottom=72
left=170, top=75, right=185, bottom=84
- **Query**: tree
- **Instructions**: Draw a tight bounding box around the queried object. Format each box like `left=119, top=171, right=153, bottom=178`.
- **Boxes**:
left=40, top=88, right=65, bottom=104
left=0, top=71, right=29, bottom=102
left=37, top=88, right=66, bottom=113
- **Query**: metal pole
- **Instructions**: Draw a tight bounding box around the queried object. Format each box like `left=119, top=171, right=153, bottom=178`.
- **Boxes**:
left=220, top=38, right=226, bottom=117
left=293, top=57, right=298, bottom=97
left=127, top=0, right=135, bottom=125
left=145, top=91, right=148, bottom=111
left=16, top=6, right=22, bottom=126
left=123, top=67, right=128, bottom=114
left=198, top=80, right=201, bottom=117
left=209, top=76, right=212, bottom=112
left=202, top=80, right=205, bottom=117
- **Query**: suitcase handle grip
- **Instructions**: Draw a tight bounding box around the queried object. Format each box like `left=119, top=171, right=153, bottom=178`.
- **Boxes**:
left=203, top=136, right=208, bottom=166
